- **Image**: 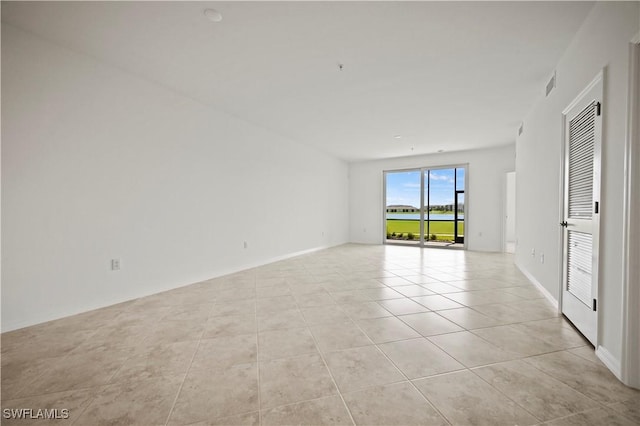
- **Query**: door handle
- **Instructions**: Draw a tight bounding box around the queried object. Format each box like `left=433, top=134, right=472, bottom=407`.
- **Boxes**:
left=560, top=221, right=568, bottom=227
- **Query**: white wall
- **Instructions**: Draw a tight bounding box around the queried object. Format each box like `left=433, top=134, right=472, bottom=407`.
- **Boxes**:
left=349, top=144, right=515, bottom=251
left=515, top=2, right=639, bottom=376
left=1, top=25, right=349, bottom=332
left=505, top=172, right=516, bottom=251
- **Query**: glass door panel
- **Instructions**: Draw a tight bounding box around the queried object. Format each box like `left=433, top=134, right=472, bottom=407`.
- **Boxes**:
left=385, top=170, right=421, bottom=245
left=384, top=165, right=466, bottom=248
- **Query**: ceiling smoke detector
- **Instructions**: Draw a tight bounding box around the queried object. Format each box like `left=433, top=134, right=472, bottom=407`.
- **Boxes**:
left=203, top=9, right=223, bottom=22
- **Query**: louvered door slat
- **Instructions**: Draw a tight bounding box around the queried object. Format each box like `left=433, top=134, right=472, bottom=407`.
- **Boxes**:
left=567, top=231, right=592, bottom=306
left=568, top=101, right=597, bottom=218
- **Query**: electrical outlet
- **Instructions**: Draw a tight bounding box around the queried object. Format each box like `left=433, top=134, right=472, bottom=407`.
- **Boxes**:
left=531, top=248, right=535, bottom=257
left=540, top=253, right=545, bottom=264
left=111, top=259, right=121, bottom=271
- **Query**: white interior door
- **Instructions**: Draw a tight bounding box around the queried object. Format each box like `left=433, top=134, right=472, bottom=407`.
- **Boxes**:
left=561, top=74, right=603, bottom=345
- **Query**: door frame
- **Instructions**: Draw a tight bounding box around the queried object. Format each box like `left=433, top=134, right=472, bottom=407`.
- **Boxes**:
left=502, top=171, right=516, bottom=253
left=557, top=70, right=603, bottom=345
left=621, top=36, right=640, bottom=388
left=382, top=163, right=468, bottom=249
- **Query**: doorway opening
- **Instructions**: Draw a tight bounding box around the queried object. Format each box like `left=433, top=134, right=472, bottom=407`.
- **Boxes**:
left=384, top=165, right=467, bottom=249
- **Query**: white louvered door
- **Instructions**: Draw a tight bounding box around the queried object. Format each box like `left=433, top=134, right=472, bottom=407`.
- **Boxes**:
left=561, top=74, right=602, bottom=345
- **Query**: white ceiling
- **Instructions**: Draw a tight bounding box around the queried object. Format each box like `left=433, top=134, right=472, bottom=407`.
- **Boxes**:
left=2, top=1, right=595, bottom=161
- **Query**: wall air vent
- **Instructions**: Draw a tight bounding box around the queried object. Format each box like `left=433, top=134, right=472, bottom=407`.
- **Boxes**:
left=546, top=71, right=557, bottom=97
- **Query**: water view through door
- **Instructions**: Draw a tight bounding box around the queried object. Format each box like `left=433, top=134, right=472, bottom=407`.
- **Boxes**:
left=385, top=166, right=466, bottom=248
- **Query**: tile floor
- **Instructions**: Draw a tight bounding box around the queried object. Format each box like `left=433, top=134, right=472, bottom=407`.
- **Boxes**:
left=1, top=244, right=638, bottom=425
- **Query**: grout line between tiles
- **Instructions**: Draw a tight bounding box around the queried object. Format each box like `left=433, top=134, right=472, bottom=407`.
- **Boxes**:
left=163, top=328, right=205, bottom=426
left=292, top=308, right=357, bottom=426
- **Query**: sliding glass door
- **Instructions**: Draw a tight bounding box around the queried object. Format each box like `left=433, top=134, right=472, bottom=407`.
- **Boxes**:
left=385, top=165, right=466, bottom=248
left=384, top=170, right=422, bottom=245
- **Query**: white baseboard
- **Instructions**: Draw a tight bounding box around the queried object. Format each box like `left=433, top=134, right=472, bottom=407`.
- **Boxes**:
left=514, top=260, right=558, bottom=309
left=1, top=242, right=345, bottom=333
left=596, top=345, right=623, bottom=380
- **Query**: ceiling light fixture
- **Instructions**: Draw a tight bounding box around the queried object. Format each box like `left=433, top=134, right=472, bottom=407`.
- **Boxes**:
left=203, top=8, right=223, bottom=22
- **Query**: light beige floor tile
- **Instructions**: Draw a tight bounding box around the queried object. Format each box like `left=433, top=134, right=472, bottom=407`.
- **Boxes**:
left=413, top=370, right=538, bottom=425
left=444, top=289, right=525, bottom=306
left=501, top=286, right=546, bottom=299
left=261, top=395, right=352, bottom=426
left=473, top=360, right=596, bottom=421
left=443, top=278, right=514, bottom=291
left=310, top=322, right=373, bottom=352
left=189, top=411, right=260, bottom=425
left=256, top=284, right=291, bottom=299
left=339, top=302, right=393, bottom=319
left=436, top=307, right=505, bottom=329
left=329, top=290, right=374, bottom=304
left=190, top=334, right=257, bottom=371
left=143, top=320, right=205, bottom=346
left=393, top=285, right=436, bottom=298
left=378, top=338, right=464, bottom=379
left=403, top=275, right=443, bottom=285
left=567, top=346, right=604, bottom=365
left=210, top=300, right=256, bottom=318
left=472, top=324, right=563, bottom=356
left=300, top=305, right=351, bottom=325
left=419, top=282, right=465, bottom=294
left=411, top=295, right=465, bottom=311
left=472, top=303, right=529, bottom=323
left=608, top=394, right=640, bottom=424
left=16, top=347, right=134, bottom=397
left=323, top=346, right=404, bottom=393
left=356, top=317, right=421, bottom=343
left=428, top=331, right=520, bottom=367
left=77, top=375, right=183, bottom=426
left=259, top=353, right=337, bottom=409
left=1, top=387, right=100, bottom=426
left=68, top=325, right=151, bottom=355
left=160, top=303, right=213, bottom=322
left=202, top=315, right=256, bottom=339
left=323, top=279, right=383, bottom=292
left=288, top=283, right=328, bottom=296
left=542, top=407, right=637, bottom=426
left=258, top=327, right=318, bottom=360
left=503, top=299, right=560, bottom=321
left=378, top=298, right=429, bottom=315
left=1, top=355, right=68, bottom=401
left=377, top=277, right=414, bottom=287
left=524, top=351, right=639, bottom=404
left=169, top=364, right=259, bottom=424
left=343, top=381, right=447, bottom=426
left=257, top=308, right=306, bottom=331
left=295, top=292, right=337, bottom=308
left=398, top=312, right=463, bottom=336
left=1, top=329, right=96, bottom=363
left=112, top=340, right=199, bottom=383
left=256, top=296, right=298, bottom=315
left=512, top=318, right=589, bottom=349
left=360, top=287, right=405, bottom=301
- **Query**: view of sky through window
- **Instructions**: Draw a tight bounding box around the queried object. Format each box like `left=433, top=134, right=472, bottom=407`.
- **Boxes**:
left=386, top=168, right=463, bottom=208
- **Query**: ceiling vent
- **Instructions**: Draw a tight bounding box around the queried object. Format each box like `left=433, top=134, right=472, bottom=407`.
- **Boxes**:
left=546, top=71, right=557, bottom=97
